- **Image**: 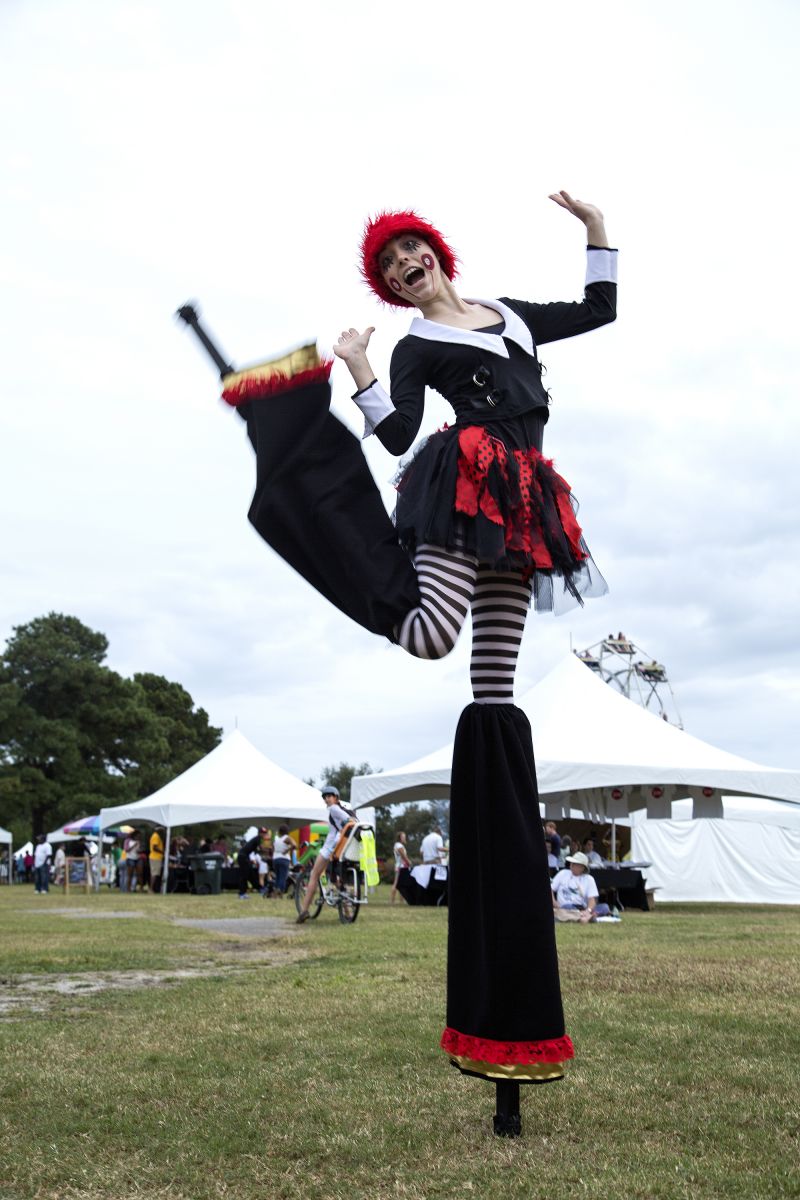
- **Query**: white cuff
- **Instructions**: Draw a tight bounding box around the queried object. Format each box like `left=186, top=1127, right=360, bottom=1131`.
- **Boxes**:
left=586, top=247, right=618, bottom=286
left=353, top=380, right=395, bottom=439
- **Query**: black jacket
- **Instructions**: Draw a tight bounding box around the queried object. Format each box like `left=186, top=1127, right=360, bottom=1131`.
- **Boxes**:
left=356, top=247, right=617, bottom=457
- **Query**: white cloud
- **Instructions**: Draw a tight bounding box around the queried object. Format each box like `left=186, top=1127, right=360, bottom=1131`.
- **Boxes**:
left=1, top=0, right=799, bottom=788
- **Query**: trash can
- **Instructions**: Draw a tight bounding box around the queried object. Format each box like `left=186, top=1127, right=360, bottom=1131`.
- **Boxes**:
left=189, top=852, right=223, bottom=895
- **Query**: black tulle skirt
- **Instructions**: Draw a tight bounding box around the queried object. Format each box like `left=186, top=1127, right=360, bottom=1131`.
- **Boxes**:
left=393, top=419, right=608, bottom=614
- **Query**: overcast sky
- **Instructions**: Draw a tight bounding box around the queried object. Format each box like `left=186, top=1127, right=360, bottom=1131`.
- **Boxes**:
left=1, top=0, right=799, bottom=785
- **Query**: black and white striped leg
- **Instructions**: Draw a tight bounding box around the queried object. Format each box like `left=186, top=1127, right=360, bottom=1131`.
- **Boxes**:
left=395, top=544, right=479, bottom=660
left=470, top=571, right=532, bottom=703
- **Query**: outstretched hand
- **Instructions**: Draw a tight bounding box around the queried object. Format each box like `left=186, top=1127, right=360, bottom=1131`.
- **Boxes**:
left=333, top=326, right=375, bottom=362
left=548, top=190, right=604, bottom=227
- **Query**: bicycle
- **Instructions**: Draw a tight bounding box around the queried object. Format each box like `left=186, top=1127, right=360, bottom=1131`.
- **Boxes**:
left=293, top=859, right=364, bottom=925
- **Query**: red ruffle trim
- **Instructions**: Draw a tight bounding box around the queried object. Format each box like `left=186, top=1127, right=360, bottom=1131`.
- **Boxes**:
left=453, top=425, right=588, bottom=575
left=221, top=360, right=333, bottom=407
left=440, top=1027, right=575, bottom=1065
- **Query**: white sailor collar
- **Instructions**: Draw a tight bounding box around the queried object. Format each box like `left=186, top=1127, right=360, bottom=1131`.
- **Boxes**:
left=407, top=298, right=534, bottom=360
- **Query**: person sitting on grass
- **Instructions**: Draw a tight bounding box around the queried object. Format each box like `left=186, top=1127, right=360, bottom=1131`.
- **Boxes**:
left=551, top=851, right=610, bottom=923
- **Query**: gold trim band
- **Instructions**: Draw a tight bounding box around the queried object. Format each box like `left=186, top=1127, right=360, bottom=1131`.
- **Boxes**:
left=222, top=342, right=320, bottom=390
left=448, top=1054, right=567, bottom=1082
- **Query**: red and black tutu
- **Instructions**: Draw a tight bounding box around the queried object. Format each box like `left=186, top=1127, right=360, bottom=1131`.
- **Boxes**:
left=393, top=421, right=607, bottom=612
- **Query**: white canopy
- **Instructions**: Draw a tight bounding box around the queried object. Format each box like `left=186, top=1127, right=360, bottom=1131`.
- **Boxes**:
left=631, top=813, right=800, bottom=905
left=351, top=653, right=800, bottom=821
left=0, top=826, right=11, bottom=846
left=99, top=730, right=327, bottom=832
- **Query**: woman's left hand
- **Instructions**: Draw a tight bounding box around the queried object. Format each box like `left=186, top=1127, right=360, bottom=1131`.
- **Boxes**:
left=549, top=190, right=608, bottom=246
left=549, top=190, right=603, bottom=225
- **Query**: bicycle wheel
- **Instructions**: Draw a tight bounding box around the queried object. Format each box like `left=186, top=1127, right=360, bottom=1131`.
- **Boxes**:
left=337, top=865, right=362, bottom=924
left=294, top=870, right=324, bottom=919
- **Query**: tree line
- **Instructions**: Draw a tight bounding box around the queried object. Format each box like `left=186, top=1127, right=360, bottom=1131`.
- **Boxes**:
left=0, top=613, right=221, bottom=844
left=0, top=613, right=448, bottom=861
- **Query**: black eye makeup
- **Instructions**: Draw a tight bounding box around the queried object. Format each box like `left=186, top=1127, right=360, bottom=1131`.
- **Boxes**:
left=381, top=253, right=394, bottom=271
left=403, top=238, right=421, bottom=251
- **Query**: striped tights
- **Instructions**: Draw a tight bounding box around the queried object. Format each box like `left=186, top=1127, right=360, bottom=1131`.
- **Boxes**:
left=395, top=544, right=532, bottom=703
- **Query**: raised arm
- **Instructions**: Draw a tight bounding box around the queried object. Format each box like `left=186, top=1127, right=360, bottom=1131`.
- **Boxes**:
left=548, top=189, right=609, bottom=247
left=507, top=191, right=617, bottom=345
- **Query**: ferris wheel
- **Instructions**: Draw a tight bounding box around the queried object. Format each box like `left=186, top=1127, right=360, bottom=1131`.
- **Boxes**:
left=574, top=633, right=684, bottom=728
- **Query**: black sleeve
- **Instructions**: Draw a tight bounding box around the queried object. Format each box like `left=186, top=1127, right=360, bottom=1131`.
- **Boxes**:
left=501, top=279, right=616, bottom=346
left=373, top=339, right=430, bottom=456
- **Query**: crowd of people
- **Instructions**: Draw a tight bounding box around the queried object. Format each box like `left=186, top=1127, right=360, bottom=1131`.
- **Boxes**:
left=13, top=816, right=618, bottom=922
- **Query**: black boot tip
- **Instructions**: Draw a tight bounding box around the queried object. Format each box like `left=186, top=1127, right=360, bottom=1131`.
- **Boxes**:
left=493, top=1113, right=522, bottom=1137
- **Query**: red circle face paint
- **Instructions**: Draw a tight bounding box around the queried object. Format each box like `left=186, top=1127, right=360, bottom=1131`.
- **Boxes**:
left=390, top=278, right=402, bottom=293
left=421, top=253, right=434, bottom=270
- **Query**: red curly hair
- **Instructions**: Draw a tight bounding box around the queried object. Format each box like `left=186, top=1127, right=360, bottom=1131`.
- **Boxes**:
left=360, top=210, right=459, bottom=307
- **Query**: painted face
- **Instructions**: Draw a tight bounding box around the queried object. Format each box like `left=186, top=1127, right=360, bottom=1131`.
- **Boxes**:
left=379, top=234, right=441, bottom=303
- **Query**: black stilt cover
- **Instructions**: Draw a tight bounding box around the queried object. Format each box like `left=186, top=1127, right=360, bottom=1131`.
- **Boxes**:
left=241, top=380, right=420, bottom=640
left=442, top=703, right=573, bottom=1082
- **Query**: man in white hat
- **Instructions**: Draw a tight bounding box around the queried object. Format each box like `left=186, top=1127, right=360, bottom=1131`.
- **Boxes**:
left=550, top=851, right=604, bottom=923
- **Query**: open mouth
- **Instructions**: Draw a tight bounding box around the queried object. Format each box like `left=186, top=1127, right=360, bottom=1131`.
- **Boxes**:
left=403, top=266, right=425, bottom=287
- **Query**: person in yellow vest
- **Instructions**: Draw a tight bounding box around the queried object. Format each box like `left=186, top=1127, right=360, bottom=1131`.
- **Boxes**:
left=149, top=828, right=165, bottom=894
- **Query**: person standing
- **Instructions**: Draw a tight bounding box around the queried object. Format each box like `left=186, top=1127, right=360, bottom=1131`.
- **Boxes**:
left=237, top=831, right=260, bottom=899
left=149, top=827, right=165, bottom=894
left=53, top=843, right=67, bottom=887
left=117, top=840, right=128, bottom=893
left=390, top=832, right=412, bottom=905
left=33, top=835, right=52, bottom=894
left=124, top=831, right=141, bottom=892
left=421, top=828, right=446, bottom=865
left=544, top=821, right=562, bottom=858
left=272, top=825, right=293, bottom=897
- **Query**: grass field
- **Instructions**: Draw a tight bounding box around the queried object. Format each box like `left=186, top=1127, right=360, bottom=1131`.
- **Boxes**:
left=0, top=885, right=798, bottom=1200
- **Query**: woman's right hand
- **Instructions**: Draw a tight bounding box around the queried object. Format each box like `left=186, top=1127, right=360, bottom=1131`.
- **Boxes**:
left=333, top=326, right=375, bottom=362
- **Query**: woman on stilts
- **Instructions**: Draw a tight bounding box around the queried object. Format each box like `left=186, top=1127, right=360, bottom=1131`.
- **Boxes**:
left=178, top=190, right=617, bottom=1134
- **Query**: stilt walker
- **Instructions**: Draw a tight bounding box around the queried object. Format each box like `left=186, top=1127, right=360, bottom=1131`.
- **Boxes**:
left=177, top=192, right=617, bottom=1136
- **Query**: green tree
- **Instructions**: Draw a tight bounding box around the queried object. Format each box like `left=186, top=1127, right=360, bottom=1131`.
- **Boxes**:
left=129, top=673, right=220, bottom=796
left=0, top=613, right=221, bottom=843
left=312, top=761, right=378, bottom=809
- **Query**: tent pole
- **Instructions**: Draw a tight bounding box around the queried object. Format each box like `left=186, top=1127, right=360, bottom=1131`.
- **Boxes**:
left=611, top=819, right=617, bottom=865
left=163, top=826, right=172, bottom=895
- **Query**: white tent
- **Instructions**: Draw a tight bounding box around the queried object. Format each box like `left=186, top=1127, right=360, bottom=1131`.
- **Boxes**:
left=100, top=729, right=327, bottom=830
left=0, top=825, right=12, bottom=885
left=351, top=654, right=800, bottom=820
left=99, top=730, right=328, bottom=890
left=351, top=655, right=800, bottom=904
left=630, top=798, right=800, bottom=904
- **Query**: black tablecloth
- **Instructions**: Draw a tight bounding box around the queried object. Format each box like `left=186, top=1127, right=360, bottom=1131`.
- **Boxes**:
left=590, top=866, right=650, bottom=912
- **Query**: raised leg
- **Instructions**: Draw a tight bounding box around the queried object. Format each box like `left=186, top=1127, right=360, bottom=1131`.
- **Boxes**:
left=395, top=544, right=478, bottom=658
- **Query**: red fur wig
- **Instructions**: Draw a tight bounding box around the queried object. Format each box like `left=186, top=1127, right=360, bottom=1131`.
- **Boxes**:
left=360, top=210, right=459, bottom=307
